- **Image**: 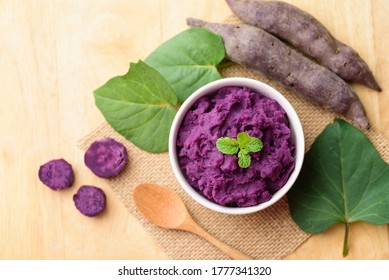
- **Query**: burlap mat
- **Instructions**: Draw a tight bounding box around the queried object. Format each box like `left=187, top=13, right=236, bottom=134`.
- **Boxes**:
left=78, top=17, right=389, bottom=260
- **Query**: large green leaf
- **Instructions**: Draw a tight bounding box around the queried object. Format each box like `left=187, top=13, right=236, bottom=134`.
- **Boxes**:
left=287, top=118, right=389, bottom=256
left=145, top=27, right=225, bottom=103
left=94, top=61, right=178, bottom=153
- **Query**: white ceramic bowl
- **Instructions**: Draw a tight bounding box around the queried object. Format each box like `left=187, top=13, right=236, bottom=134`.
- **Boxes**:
left=169, top=77, right=304, bottom=215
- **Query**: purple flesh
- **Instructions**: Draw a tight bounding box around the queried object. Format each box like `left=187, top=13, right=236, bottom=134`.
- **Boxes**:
left=84, top=138, right=128, bottom=178
left=38, top=158, right=74, bottom=190
left=177, top=86, right=295, bottom=207
left=73, top=185, right=106, bottom=217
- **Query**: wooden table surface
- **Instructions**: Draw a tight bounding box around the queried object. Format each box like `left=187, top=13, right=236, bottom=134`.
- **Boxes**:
left=1, top=0, right=389, bottom=260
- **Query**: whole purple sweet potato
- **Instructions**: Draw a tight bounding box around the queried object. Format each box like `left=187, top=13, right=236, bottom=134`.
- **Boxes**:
left=226, top=0, right=381, bottom=91
left=187, top=18, right=369, bottom=129
left=38, top=158, right=74, bottom=190
left=73, top=185, right=106, bottom=217
left=84, top=137, right=128, bottom=178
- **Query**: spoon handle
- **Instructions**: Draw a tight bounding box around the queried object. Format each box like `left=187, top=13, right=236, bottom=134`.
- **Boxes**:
left=186, top=220, right=252, bottom=260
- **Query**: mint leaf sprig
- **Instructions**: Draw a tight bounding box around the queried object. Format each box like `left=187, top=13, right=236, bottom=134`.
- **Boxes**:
left=216, top=132, right=263, bottom=168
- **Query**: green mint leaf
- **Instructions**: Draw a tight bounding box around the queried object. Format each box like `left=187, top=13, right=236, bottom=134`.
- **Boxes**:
left=240, top=147, right=250, bottom=155
left=145, top=28, right=225, bottom=103
left=94, top=61, right=178, bottom=153
left=217, top=132, right=263, bottom=168
left=216, top=137, right=239, bottom=155
left=237, top=132, right=252, bottom=148
left=237, top=132, right=263, bottom=153
left=246, top=137, right=263, bottom=153
left=287, top=118, right=389, bottom=257
left=238, top=150, right=251, bottom=168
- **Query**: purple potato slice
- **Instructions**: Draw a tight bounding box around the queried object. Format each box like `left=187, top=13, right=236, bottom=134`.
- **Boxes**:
left=38, top=158, right=74, bottom=190
left=84, top=137, right=128, bottom=178
left=73, top=185, right=106, bottom=217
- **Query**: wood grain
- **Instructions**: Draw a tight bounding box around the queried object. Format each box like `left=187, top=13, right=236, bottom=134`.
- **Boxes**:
left=0, top=0, right=388, bottom=259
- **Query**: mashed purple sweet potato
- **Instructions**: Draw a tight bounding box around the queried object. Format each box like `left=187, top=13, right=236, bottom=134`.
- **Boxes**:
left=177, top=86, right=295, bottom=207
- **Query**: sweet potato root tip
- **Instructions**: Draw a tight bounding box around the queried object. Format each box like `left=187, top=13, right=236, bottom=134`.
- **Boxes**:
left=346, top=100, right=370, bottom=130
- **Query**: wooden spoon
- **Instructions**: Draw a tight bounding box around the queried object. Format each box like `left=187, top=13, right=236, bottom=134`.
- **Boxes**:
left=132, top=183, right=252, bottom=260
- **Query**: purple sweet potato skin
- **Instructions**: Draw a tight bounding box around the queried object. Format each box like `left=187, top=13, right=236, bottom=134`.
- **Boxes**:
left=84, top=138, right=128, bottom=178
left=226, top=0, right=381, bottom=91
left=186, top=18, right=369, bottom=129
left=38, top=158, right=74, bottom=190
left=73, top=185, right=106, bottom=217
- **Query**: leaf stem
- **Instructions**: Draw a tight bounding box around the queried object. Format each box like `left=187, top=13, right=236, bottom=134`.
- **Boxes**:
left=216, top=59, right=236, bottom=70
left=342, top=221, right=349, bottom=257
left=173, top=102, right=182, bottom=111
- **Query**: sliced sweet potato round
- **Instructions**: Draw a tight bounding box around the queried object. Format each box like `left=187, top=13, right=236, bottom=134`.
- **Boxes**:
left=73, top=185, right=106, bottom=217
left=38, top=158, right=74, bottom=190
left=84, top=138, right=128, bottom=178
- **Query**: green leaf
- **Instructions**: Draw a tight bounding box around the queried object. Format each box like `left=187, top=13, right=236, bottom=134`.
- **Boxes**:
left=216, top=137, right=239, bottom=155
left=237, top=132, right=252, bottom=147
left=94, top=61, right=178, bottom=153
left=238, top=150, right=251, bottom=168
left=287, top=118, right=389, bottom=257
left=240, top=147, right=250, bottom=155
left=237, top=132, right=263, bottom=153
left=145, top=28, right=225, bottom=103
left=216, top=132, right=263, bottom=168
